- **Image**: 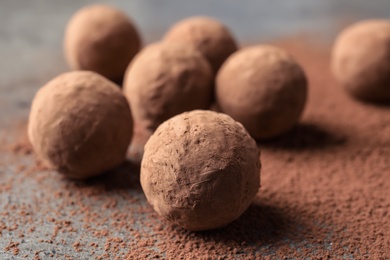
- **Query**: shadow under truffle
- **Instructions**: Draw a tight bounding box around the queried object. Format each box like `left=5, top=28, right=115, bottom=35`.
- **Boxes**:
left=81, top=160, right=142, bottom=191
left=193, top=202, right=310, bottom=246
left=259, top=122, right=347, bottom=150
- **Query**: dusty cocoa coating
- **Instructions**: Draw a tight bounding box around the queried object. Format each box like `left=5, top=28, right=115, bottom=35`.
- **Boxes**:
left=64, top=4, right=141, bottom=81
left=123, top=42, right=213, bottom=133
left=141, top=110, right=261, bottom=231
left=216, top=45, right=308, bottom=140
left=164, top=16, right=238, bottom=73
left=331, top=20, right=390, bottom=102
left=28, top=71, right=133, bottom=179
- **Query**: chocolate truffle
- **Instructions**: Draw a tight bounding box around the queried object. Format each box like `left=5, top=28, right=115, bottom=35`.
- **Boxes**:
left=216, top=45, right=308, bottom=140
left=123, top=42, right=213, bottom=133
left=331, top=20, right=390, bottom=102
left=64, top=4, right=141, bottom=81
left=141, top=110, right=261, bottom=231
left=28, top=71, right=133, bottom=179
left=164, top=16, right=238, bottom=73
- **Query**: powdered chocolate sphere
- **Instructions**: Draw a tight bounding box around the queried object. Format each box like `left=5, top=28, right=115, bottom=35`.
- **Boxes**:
left=28, top=71, right=133, bottom=179
left=164, top=16, right=238, bottom=73
left=216, top=45, right=308, bottom=140
left=141, top=110, right=261, bottom=231
left=123, top=42, right=213, bottom=133
left=64, top=4, right=141, bottom=81
left=331, top=20, right=390, bottom=102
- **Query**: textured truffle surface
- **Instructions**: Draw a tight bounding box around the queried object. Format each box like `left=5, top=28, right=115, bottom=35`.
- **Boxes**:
left=164, top=16, right=238, bottom=73
left=64, top=4, right=141, bottom=81
left=28, top=71, right=133, bottom=179
left=123, top=42, right=213, bottom=133
left=331, top=19, right=390, bottom=102
left=141, top=110, right=261, bottom=231
left=216, top=45, right=308, bottom=140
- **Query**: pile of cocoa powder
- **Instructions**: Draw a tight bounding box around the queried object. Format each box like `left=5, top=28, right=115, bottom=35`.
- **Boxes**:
left=0, top=39, right=389, bottom=259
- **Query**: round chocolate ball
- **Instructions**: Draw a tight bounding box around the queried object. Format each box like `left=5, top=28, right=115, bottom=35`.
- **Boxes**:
left=64, top=4, right=141, bottom=81
left=216, top=45, right=308, bottom=140
left=331, top=19, right=390, bottom=102
left=123, top=42, right=213, bottom=133
left=164, top=16, right=238, bottom=73
left=141, top=110, right=261, bottom=231
left=28, top=71, right=133, bottom=179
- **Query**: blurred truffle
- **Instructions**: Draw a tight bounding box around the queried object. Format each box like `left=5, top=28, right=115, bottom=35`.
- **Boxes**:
left=164, top=16, right=238, bottom=73
left=123, top=42, right=213, bottom=133
left=64, top=4, right=141, bottom=81
left=141, top=110, right=261, bottom=231
left=216, top=45, right=308, bottom=140
left=28, top=71, right=133, bottom=179
left=331, top=19, right=390, bottom=102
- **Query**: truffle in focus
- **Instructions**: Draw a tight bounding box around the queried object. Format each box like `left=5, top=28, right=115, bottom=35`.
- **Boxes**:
left=141, top=110, right=261, bottom=231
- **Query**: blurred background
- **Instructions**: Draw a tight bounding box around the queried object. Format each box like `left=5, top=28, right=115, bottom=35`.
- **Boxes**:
left=1, top=0, right=390, bottom=127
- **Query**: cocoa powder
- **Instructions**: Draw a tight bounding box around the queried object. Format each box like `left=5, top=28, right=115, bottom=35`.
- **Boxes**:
left=0, top=38, right=389, bottom=259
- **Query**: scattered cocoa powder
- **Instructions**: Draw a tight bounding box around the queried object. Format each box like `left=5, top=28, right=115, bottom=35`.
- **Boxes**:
left=0, top=38, right=389, bottom=259
left=73, top=241, right=82, bottom=252
left=4, top=241, right=20, bottom=256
